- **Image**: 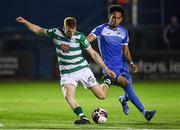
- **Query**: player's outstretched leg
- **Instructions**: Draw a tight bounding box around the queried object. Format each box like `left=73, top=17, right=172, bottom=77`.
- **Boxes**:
left=123, top=83, right=145, bottom=113
left=123, top=83, right=156, bottom=121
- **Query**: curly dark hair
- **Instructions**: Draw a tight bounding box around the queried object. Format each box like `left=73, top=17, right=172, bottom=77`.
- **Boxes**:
left=108, top=5, right=126, bottom=18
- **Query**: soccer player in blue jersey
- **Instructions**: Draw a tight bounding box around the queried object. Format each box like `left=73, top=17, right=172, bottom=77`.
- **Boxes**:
left=87, top=5, right=156, bottom=121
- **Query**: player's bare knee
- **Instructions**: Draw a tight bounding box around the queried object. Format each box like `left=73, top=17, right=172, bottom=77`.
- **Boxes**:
left=62, top=87, right=73, bottom=101
left=118, top=76, right=129, bottom=88
left=97, top=93, right=106, bottom=100
left=122, top=81, right=129, bottom=87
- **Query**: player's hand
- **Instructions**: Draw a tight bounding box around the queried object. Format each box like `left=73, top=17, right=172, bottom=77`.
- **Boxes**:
left=15, top=16, right=27, bottom=24
left=130, top=63, right=138, bottom=73
left=105, top=68, right=116, bottom=78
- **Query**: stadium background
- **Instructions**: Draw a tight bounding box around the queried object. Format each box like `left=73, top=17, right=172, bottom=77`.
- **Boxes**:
left=0, top=0, right=180, bottom=80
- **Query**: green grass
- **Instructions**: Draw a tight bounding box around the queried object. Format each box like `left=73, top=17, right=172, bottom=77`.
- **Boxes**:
left=0, top=81, right=180, bottom=129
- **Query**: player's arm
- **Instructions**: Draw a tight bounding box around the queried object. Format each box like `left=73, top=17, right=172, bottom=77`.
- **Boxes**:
left=86, top=34, right=96, bottom=43
left=15, top=16, right=46, bottom=36
left=123, top=45, right=138, bottom=73
left=86, top=46, right=116, bottom=78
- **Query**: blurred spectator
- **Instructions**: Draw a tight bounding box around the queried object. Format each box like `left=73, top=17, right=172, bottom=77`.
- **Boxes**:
left=163, top=16, right=180, bottom=50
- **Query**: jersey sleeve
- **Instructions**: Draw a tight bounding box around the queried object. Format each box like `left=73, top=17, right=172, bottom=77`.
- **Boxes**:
left=122, top=29, right=129, bottom=45
left=45, top=28, right=57, bottom=39
left=79, top=34, right=91, bottom=49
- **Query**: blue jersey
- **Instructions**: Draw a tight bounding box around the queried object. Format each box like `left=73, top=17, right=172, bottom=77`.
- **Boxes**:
left=91, top=23, right=129, bottom=72
left=91, top=23, right=132, bottom=83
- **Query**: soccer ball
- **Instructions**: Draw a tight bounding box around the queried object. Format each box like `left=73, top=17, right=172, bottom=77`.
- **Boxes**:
left=92, top=108, right=108, bottom=124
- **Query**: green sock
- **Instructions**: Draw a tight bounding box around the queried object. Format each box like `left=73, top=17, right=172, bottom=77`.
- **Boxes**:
left=73, top=106, right=84, bottom=117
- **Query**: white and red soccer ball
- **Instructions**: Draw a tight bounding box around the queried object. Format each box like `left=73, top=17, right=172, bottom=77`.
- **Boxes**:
left=92, top=108, right=108, bottom=124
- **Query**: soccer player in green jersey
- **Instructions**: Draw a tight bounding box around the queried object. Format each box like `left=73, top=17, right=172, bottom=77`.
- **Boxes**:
left=16, top=16, right=115, bottom=124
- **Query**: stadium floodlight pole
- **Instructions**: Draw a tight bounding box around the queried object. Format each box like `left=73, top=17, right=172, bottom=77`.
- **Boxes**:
left=132, top=0, right=138, bottom=27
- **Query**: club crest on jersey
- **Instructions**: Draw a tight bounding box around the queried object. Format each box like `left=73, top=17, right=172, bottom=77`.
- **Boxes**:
left=60, top=44, right=70, bottom=53
left=117, top=32, right=122, bottom=35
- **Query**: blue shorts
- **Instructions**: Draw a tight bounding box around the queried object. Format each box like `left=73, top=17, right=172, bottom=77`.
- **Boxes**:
left=104, top=68, right=132, bottom=84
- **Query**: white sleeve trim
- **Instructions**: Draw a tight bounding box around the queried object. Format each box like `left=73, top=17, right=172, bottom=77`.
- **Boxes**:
left=84, top=45, right=92, bottom=50
left=122, top=43, right=128, bottom=45
left=91, top=33, right=97, bottom=38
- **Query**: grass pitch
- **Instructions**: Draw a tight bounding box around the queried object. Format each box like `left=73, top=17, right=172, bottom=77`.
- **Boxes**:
left=0, top=81, right=180, bottom=129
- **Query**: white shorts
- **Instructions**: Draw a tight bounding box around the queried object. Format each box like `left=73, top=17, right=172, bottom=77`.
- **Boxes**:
left=60, top=67, right=98, bottom=88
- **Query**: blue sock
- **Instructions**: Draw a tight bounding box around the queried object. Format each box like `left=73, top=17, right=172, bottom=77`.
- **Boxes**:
left=121, top=93, right=129, bottom=102
left=123, top=83, right=145, bottom=113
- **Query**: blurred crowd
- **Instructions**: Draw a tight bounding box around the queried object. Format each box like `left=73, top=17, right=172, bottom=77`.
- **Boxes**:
left=163, top=16, right=180, bottom=51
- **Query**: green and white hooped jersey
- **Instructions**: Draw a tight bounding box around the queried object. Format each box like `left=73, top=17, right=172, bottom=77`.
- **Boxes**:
left=46, top=28, right=90, bottom=76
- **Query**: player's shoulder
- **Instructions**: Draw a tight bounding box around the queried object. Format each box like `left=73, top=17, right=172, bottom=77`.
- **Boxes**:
left=118, top=26, right=128, bottom=34
left=96, top=23, right=108, bottom=29
left=75, top=31, right=85, bottom=37
left=74, top=31, right=85, bottom=40
left=75, top=31, right=83, bottom=35
left=118, top=26, right=128, bottom=31
left=48, top=27, right=58, bottom=32
left=47, top=27, right=63, bottom=34
left=91, top=23, right=108, bottom=34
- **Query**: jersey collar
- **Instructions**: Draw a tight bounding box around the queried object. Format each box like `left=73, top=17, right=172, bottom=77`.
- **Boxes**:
left=107, top=23, right=120, bottom=31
